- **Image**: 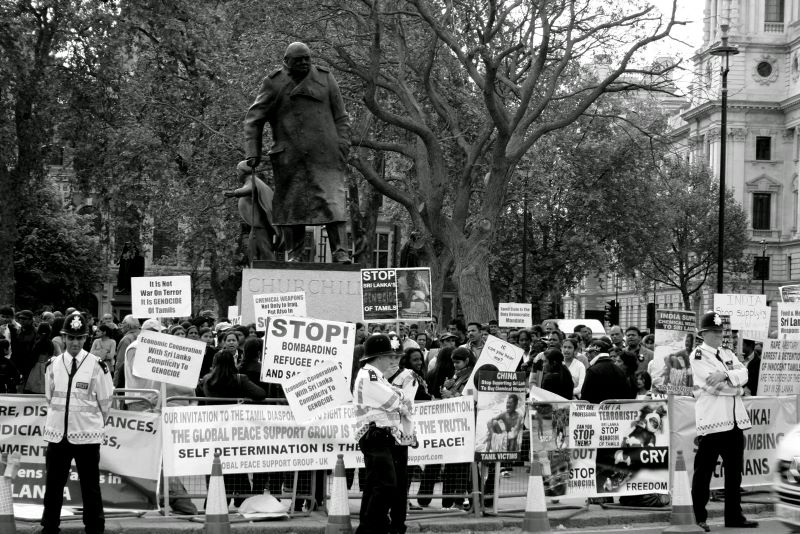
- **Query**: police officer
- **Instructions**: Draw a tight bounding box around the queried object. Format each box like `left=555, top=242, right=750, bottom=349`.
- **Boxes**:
left=41, top=311, right=114, bottom=534
left=690, top=311, right=757, bottom=531
left=353, top=334, right=416, bottom=534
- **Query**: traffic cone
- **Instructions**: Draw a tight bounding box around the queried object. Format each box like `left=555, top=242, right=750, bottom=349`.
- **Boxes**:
left=663, top=450, right=704, bottom=533
left=205, top=452, right=230, bottom=534
left=326, top=454, right=352, bottom=534
left=522, top=458, right=551, bottom=534
left=0, top=451, right=21, bottom=534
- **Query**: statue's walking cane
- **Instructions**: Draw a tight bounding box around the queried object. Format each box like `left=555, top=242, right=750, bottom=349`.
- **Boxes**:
left=249, top=162, right=257, bottom=265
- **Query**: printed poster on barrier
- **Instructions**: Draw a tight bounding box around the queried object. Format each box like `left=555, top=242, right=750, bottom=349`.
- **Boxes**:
left=253, top=291, right=307, bottom=331
left=132, top=330, right=205, bottom=388
left=498, top=303, right=532, bottom=328
left=781, top=284, right=800, bottom=302
left=464, top=335, right=524, bottom=396
left=779, top=303, right=800, bottom=340
left=260, top=316, right=354, bottom=385
left=0, top=395, right=161, bottom=509
left=759, top=339, right=800, bottom=395
left=653, top=310, right=695, bottom=396
left=162, top=396, right=474, bottom=475
left=671, top=395, right=796, bottom=488
left=529, top=400, right=670, bottom=498
left=713, top=293, right=770, bottom=342
left=474, top=371, right=526, bottom=461
left=227, top=305, right=239, bottom=320
left=360, top=267, right=432, bottom=322
left=283, top=361, right=353, bottom=424
left=130, top=275, right=191, bottom=318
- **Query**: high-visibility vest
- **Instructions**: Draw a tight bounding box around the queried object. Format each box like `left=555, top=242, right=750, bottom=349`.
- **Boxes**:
left=353, top=363, right=415, bottom=445
left=43, top=350, right=113, bottom=444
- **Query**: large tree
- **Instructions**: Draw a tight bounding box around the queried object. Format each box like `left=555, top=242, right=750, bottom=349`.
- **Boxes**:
left=279, top=0, right=682, bottom=321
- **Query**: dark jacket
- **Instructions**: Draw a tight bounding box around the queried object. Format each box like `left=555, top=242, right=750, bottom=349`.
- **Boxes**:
left=581, top=356, right=632, bottom=404
left=541, top=365, right=574, bottom=400
left=195, top=373, right=266, bottom=403
left=238, top=359, right=283, bottom=399
left=243, top=65, right=351, bottom=226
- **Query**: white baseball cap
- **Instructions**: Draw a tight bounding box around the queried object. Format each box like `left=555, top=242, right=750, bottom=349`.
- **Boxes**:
left=141, top=318, right=165, bottom=332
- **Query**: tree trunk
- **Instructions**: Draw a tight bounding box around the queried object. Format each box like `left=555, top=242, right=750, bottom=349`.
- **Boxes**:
left=0, top=154, right=16, bottom=305
left=452, top=248, right=496, bottom=322
left=347, top=168, right=382, bottom=267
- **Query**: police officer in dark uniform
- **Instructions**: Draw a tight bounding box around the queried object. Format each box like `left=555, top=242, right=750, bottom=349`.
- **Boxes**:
left=41, top=312, right=114, bottom=534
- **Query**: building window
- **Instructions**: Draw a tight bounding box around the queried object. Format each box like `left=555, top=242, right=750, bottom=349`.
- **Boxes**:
left=756, top=136, right=772, bottom=160
left=765, top=0, right=785, bottom=22
left=373, top=232, right=390, bottom=268
left=752, top=193, right=771, bottom=229
left=754, top=255, right=770, bottom=281
left=790, top=255, right=794, bottom=280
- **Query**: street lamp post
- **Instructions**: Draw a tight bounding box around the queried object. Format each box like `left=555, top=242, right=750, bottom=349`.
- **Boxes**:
left=760, top=239, right=767, bottom=295
left=710, top=24, right=739, bottom=294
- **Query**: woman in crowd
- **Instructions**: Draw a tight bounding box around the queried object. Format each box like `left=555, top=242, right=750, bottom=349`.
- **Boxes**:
left=219, top=331, right=241, bottom=365
left=199, top=327, right=217, bottom=377
left=635, top=371, right=652, bottom=399
left=90, top=324, right=117, bottom=368
left=185, top=324, right=200, bottom=340
left=618, top=351, right=640, bottom=398
left=439, top=347, right=475, bottom=510
left=168, top=325, right=186, bottom=337
left=427, top=346, right=455, bottom=399
left=561, top=338, right=586, bottom=398
left=540, top=349, right=574, bottom=400
left=642, top=334, right=655, bottom=353
left=50, top=317, right=65, bottom=355
left=196, top=349, right=266, bottom=506
left=400, top=347, right=431, bottom=401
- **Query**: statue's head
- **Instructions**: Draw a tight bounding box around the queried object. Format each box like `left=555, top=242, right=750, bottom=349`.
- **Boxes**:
left=284, top=42, right=312, bottom=77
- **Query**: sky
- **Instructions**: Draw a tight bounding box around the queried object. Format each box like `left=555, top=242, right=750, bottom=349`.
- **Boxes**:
left=646, top=0, right=707, bottom=90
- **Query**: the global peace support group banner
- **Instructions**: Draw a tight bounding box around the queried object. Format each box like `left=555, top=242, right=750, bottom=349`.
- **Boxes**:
left=162, top=396, right=474, bottom=476
left=530, top=400, right=670, bottom=498
left=0, top=395, right=161, bottom=509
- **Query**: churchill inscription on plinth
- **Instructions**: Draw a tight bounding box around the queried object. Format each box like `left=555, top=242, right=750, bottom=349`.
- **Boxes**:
left=241, top=263, right=362, bottom=324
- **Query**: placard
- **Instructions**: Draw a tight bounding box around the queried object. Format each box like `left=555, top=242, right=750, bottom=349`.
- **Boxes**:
left=162, top=397, right=475, bottom=475
left=130, top=276, right=192, bottom=318
left=781, top=284, right=800, bottom=302
left=713, top=293, right=770, bottom=341
left=475, top=371, right=527, bottom=461
left=360, top=267, right=432, bottom=322
left=253, top=291, right=307, bottom=331
left=758, top=339, right=800, bottom=395
left=464, top=335, right=524, bottom=396
left=260, top=316, right=355, bottom=385
left=652, top=310, right=695, bottom=393
left=227, top=305, right=239, bottom=319
left=498, top=303, right=533, bottom=328
left=132, top=330, right=205, bottom=388
left=284, top=361, right=353, bottom=424
left=778, top=302, right=800, bottom=340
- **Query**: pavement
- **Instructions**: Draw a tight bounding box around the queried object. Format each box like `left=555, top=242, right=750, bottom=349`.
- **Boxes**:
left=13, top=499, right=778, bottom=533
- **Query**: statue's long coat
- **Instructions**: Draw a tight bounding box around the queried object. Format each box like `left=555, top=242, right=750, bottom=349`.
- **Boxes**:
left=244, top=65, right=350, bottom=226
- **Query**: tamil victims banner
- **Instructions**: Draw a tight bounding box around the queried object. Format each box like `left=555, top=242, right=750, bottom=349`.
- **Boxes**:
left=671, top=395, right=796, bottom=488
left=530, top=400, right=670, bottom=498
left=0, top=395, right=161, bottom=509
left=162, top=396, right=474, bottom=476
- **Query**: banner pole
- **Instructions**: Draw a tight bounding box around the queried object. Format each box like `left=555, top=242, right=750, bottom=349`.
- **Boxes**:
left=161, top=381, right=171, bottom=517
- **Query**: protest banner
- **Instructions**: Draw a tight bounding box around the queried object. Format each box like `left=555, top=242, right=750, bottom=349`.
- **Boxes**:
left=0, top=395, right=160, bottom=509
left=284, top=361, right=353, bottom=424
left=260, top=316, right=355, bottom=384
left=396, top=268, right=432, bottom=321
left=671, top=395, right=795, bottom=488
left=227, top=305, right=239, bottom=319
left=652, top=310, right=695, bottom=395
left=758, top=339, right=800, bottom=395
left=781, top=284, right=800, bottom=302
left=132, top=330, right=205, bottom=388
left=253, top=291, right=307, bottom=331
left=779, top=302, right=800, bottom=340
left=529, top=400, right=670, bottom=498
left=498, top=303, right=533, bottom=328
left=360, top=268, right=398, bottom=322
left=464, top=335, right=524, bottom=396
left=475, top=371, right=527, bottom=461
left=162, top=397, right=474, bottom=476
left=130, top=275, right=191, bottom=318
left=713, top=293, right=770, bottom=342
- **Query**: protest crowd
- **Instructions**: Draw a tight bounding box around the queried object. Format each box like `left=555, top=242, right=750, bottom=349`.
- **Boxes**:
left=0, top=302, right=771, bottom=532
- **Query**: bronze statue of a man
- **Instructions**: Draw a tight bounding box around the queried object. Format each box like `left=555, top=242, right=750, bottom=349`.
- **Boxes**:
left=244, top=42, right=352, bottom=263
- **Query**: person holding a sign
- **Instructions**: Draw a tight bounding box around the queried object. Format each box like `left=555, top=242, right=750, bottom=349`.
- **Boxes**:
left=690, top=311, right=756, bottom=531
left=41, top=312, right=114, bottom=534
left=353, top=334, right=415, bottom=534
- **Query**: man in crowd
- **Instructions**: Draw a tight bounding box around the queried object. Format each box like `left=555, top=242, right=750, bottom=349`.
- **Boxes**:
left=581, top=340, right=629, bottom=403
left=41, top=311, right=114, bottom=534
left=439, top=332, right=458, bottom=349
left=113, top=315, right=140, bottom=386
left=0, top=306, right=17, bottom=354
left=446, top=319, right=465, bottom=345
left=625, top=326, right=653, bottom=373
left=690, top=311, right=756, bottom=531
left=12, top=309, right=37, bottom=386
left=463, top=322, right=484, bottom=359
left=353, top=333, right=415, bottom=534
left=574, top=324, right=593, bottom=350
left=608, top=326, right=625, bottom=350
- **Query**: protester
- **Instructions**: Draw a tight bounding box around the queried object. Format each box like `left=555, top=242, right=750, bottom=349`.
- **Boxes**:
left=690, top=311, right=756, bottom=531
left=199, top=326, right=217, bottom=377
left=400, top=347, right=431, bottom=401
left=746, top=342, right=762, bottom=396
left=561, top=338, right=586, bottom=398
left=440, top=347, right=474, bottom=399
left=439, top=347, right=474, bottom=509
left=581, top=340, right=630, bottom=404
left=0, top=339, right=21, bottom=393
left=113, top=315, right=141, bottom=386
left=23, top=323, right=52, bottom=393
left=12, top=309, right=37, bottom=384
left=41, top=311, right=114, bottom=534
left=90, top=324, right=117, bottom=370
left=427, top=346, right=455, bottom=398
left=353, top=334, right=415, bottom=534
left=540, top=349, right=574, bottom=399
left=635, top=371, right=652, bottom=399
left=50, top=317, right=65, bottom=356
